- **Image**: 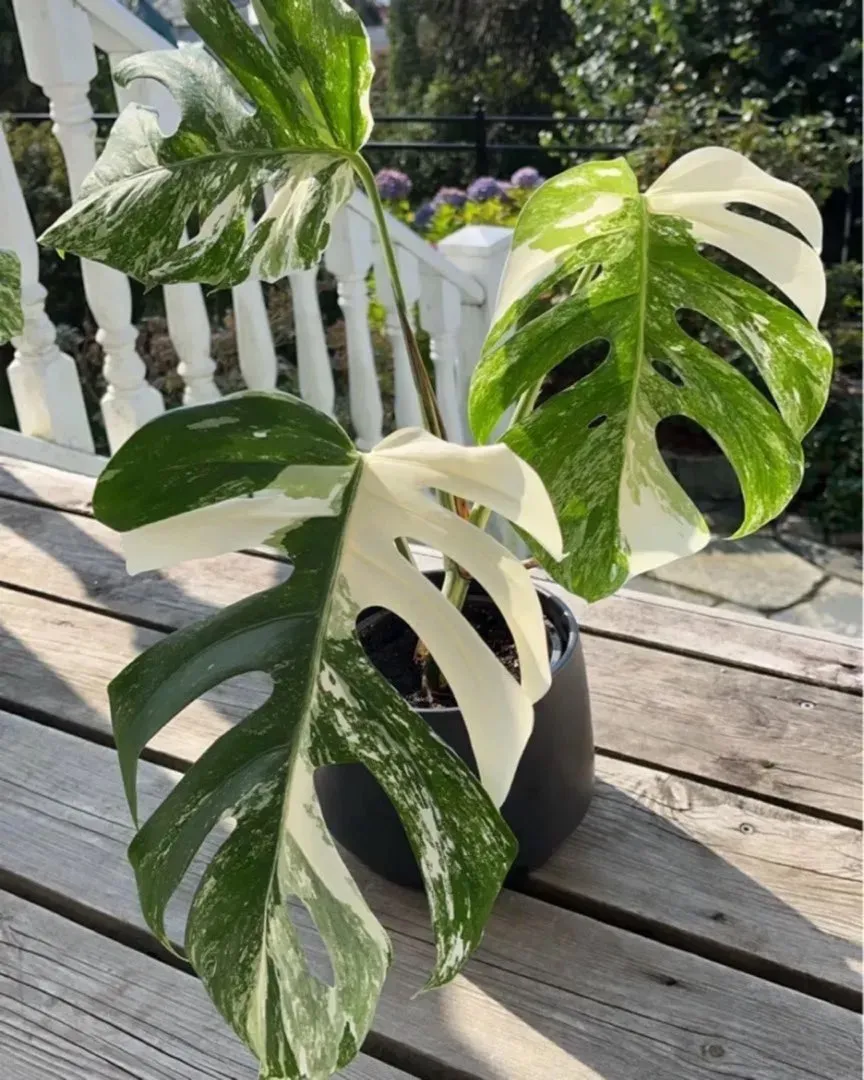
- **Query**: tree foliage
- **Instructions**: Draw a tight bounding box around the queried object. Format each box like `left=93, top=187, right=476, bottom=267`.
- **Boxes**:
left=389, top=0, right=573, bottom=114
left=559, top=0, right=861, bottom=126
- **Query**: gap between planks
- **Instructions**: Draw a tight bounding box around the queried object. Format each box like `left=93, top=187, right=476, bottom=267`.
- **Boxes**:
left=0, top=886, right=420, bottom=1080
left=0, top=573, right=858, bottom=829
left=1, top=695, right=860, bottom=1006
left=0, top=457, right=859, bottom=695
left=0, top=710, right=859, bottom=1080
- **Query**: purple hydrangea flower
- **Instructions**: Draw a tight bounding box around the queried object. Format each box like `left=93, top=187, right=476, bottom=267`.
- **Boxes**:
left=432, top=186, right=468, bottom=208
left=375, top=168, right=412, bottom=200
left=511, top=166, right=545, bottom=189
left=467, top=176, right=507, bottom=203
left=413, top=202, right=436, bottom=229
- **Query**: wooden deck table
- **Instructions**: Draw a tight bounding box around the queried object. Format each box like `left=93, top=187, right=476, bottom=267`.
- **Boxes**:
left=0, top=452, right=861, bottom=1080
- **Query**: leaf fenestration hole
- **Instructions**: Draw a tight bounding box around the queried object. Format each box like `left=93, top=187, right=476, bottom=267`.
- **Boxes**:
left=675, top=307, right=777, bottom=411
left=539, top=338, right=610, bottom=406
left=655, top=415, right=743, bottom=534
left=286, top=898, right=335, bottom=987
left=587, top=414, right=607, bottom=429
left=652, top=360, right=685, bottom=387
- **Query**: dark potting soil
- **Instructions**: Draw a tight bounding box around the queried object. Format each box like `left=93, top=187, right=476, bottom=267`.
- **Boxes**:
left=358, top=597, right=554, bottom=710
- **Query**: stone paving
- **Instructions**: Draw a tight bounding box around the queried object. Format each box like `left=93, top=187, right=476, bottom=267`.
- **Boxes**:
left=628, top=514, right=862, bottom=640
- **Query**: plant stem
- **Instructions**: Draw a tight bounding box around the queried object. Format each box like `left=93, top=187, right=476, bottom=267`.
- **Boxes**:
left=440, top=376, right=545, bottom=610
left=352, top=154, right=448, bottom=444
left=440, top=261, right=601, bottom=610
left=353, top=152, right=467, bottom=598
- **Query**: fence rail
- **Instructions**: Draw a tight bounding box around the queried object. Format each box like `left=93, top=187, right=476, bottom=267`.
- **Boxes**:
left=7, top=102, right=638, bottom=177
left=6, top=101, right=860, bottom=263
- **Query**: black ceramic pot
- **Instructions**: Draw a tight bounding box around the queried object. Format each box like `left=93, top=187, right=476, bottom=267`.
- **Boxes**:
left=315, top=573, right=594, bottom=888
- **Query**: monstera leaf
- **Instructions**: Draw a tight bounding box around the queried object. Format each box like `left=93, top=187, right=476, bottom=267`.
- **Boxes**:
left=95, top=392, right=562, bottom=1080
left=40, top=0, right=373, bottom=286
left=469, top=147, right=833, bottom=601
left=0, top=249, right=23, bottom=343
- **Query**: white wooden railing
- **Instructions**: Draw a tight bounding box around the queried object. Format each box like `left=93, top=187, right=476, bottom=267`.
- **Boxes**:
left=0, top=0, right=512, bottom=475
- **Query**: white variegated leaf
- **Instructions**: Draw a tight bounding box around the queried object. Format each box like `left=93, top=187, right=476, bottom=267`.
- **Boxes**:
left=40, top=0, right=373, bottom=286
left=470, top=148, right=833, bottom=601
left=0, top=249, right=23, bottom=344
left=95, top=392, right=561, bottom=1080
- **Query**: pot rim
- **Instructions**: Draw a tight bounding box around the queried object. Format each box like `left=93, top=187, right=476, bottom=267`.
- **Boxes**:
left=359, top=569, right=581, bottom=716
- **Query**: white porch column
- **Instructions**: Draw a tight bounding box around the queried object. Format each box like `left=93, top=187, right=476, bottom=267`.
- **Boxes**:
left=0, top=128, right=94, bottom=452
left=110, top=54, right=219, bottom=406
left=325, top=208, right=383, bottom=449
left=373, top=242, right=423, bottom=430
left=419, top=274, right=465, bottom=443
left=12, top=0, right=163, bottom=452
left=288, top=270, right=334, bottom=415
left=438, top=225, right=512, bottom=440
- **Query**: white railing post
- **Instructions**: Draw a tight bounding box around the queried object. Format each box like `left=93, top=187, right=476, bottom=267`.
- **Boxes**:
left=0, top=127, right=94, bottom=453
left=437, top=226, right=512, bottom=439
left=419, top=274, right=465, bottom=443
left=110, top=53, right=219, bottom=406
left=373, top=242, right=422, bottom=430
left=231, top=278, right=278, bottom=391
left=0, top=129, right=95, bottom=451
left=288, top=270, right=334, bottom=414
left=11, top=0, right=163, bottom=452
left=325, top=208, right=383, bottom=449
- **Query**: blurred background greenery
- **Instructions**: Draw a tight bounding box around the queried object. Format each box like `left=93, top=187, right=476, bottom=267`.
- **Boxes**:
left=1, top=0, right=860, bottom=536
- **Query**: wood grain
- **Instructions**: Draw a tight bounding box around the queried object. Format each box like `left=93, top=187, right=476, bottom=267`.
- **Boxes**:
left=0, top=512, right=857, bottom=997
left=0, top=711, right=859, bottom=1080
left=580, top=629, right=861, bottom=820
left=530, top=756, right=861, bottom=997
left=582, top=587, right=862, bottom=693
left=0, top=496, right=289, bottom=627
left=0, top=572, right=858, bottom=820
left=0, top=890, right=411, bottom=1080
left=2, top=452, right=859, bottom=693
left=0, top=454, right=95, bottom=512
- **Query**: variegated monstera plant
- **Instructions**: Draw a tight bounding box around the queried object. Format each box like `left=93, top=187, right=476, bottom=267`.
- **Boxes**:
left=0, top=249, right=23, bottom=345
left=40, top=1, right=832, bottom=1077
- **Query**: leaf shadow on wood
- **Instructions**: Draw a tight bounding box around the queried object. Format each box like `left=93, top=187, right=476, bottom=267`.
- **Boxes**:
left=0, top=466, right=859, bottom=1080
left=0, top=466, right=285, bottom=743
left=343, top=769, right=862, bottom=1080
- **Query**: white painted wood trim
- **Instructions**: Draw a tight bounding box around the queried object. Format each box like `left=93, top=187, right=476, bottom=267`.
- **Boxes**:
left=0, top=429, right=106, bottom=477
left=79, top=0, right=172, bottom=54
left=348, top=192, right=485, bottom=306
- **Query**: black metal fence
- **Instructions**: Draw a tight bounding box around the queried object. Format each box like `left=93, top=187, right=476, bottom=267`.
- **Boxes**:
left=8, top=106, right=860, bottom=263
left=367, top=97, right=636, bottom=176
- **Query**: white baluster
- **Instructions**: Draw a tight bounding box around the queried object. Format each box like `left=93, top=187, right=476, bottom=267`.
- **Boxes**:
left=232, top=278, right=278, bottom=390
left=111, top=53, right=218, bottom=406
left=288, top=270, right=334, bottom=415
left=162, top=283, right=220, bottom=404
left=0, top=128, right=94, bottom=452
left=373, top=242, right=422, bottom=430
left=325, top=209, right=382, bottom=449
left=229, top=186, right=279, bottom=392
left=419, top=273, right=465, bottom=443
left=12, top=0, right=163, bottom=452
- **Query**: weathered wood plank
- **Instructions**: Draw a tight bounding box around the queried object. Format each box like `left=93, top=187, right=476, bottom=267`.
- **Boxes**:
left=0, top=496, right=289, bottom=626
left=582, top=588, right=862, bottom=694
left=2, top=452, right=860, bottom=694
left=0, top=579, right=858, bottom=820
left=531, top=756, right=861, bottom=997
left=0, top=454, right=95, bottom=512
left=0, top=636, right=856, bottom=1007
left=0, top=711, right=858, bottom=1080
left=579, top=629, right=861, bottom=820
left=0, top=890, right=411, bottom=1080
